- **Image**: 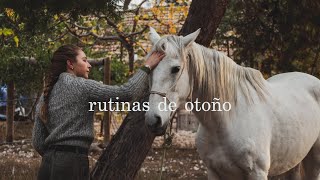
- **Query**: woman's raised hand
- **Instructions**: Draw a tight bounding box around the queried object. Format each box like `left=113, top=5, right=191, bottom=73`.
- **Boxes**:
left=144, top=51, right=165, bottom=70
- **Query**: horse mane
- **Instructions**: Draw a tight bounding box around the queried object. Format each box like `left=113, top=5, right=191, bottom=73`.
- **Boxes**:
left=153, top=35, right=269, bottom=106
left=186, top=43, right=269, bottom=105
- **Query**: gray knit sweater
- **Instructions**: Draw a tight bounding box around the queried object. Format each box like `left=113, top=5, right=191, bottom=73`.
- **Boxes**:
left=32, top=70, right=149, bottom=156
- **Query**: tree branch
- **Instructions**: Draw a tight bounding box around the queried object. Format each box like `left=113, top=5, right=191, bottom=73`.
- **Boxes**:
left=126, top=25, right=148, bottom=38
left=73, top=22, right=94, bottom=31
left=23, top=57, right=104, bottom=66
left=65, top=22, right=122, bottom=42
left=131, top=0, right=148, bottom=34
left=3, top=15, right=20, bottom=34
left=123, top=0, right=132, bottom=10
left=47, top=31, right=69, bottom=42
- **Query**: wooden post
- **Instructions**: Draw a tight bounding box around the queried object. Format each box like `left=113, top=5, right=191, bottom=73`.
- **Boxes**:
left=103, top=58, right=111, bottom=143
left=6, top=81, right=14, bottom=143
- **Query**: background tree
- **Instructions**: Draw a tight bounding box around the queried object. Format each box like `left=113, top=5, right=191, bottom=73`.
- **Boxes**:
left=179, top=0, right=229, bottom=46
left=214, top=0, right=320, bottom=78
left=0, top=0, right=122, bottom=142
left=2, top=0, right=315, bottom=178
left=90, top=0, right=229, bottom=179
left=0, top=0, right=122, bottom=93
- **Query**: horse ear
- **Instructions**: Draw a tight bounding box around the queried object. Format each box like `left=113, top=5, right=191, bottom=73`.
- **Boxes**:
left=149, top=27, right=161, bottom=45
left=182, top=28, right=201, bottom=47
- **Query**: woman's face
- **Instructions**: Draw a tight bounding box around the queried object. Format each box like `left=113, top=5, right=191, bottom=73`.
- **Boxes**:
left=73, top=50, right=92, bottom=79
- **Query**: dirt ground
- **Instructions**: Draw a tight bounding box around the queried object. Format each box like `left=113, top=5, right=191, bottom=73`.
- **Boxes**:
left=0, top=121, right=207, bottom=180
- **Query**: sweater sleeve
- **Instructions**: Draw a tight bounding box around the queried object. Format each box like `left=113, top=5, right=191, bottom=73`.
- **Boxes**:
left=32, top=98, right=49, bottom=156
left=83, top=69, right=149, bottom=102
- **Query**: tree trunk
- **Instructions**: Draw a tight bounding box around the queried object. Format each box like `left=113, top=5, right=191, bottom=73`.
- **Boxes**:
left=311, top=50, right=320, bottom=75
left=123, top=0, right=132, bottom=10
left=91, top=1, right=229, bottom=178
left=90, top=96, right=155, bottom=179
left=103, top=58, right=111, bottom=143
left=179, top=0, right=229, bottom=47
left=128, top=46, right=135, bottom=74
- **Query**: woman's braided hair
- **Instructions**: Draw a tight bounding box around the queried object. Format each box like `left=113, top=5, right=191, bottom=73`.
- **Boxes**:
left=39, top=45, right=81, bottom=123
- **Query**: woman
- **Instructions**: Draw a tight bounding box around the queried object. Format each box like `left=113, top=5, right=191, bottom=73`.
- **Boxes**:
left=32, top=44, right=164, bottom=180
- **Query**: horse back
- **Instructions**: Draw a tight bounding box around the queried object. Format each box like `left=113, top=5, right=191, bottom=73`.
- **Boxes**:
left=267, top=72, right=320, bottom=94
left=266, top=72, right=320, bottom=175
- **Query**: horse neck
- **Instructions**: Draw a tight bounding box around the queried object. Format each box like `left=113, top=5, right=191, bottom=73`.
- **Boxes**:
left=188, top=44, right=268, bottom=128
left=188, top=43, right=239, bottom=108
left=189, top=44, right=232, bottom=130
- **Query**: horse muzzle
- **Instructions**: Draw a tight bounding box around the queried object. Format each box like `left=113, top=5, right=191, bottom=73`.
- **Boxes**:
left=145, top=113, right=168, bottom=136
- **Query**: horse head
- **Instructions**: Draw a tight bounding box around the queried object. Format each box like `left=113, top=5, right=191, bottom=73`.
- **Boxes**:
left=145, top=27, right=200, bottom=135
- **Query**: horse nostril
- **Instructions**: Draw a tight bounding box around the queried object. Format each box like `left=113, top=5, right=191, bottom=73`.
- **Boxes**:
left=154, top=114, right=162, bottom=128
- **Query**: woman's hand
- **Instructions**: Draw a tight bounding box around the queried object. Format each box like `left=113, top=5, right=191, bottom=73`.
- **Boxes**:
left=145, top=52, right=165, bottom=70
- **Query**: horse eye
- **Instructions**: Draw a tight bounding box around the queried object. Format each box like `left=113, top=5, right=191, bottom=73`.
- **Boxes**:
left=161, top=44, right=166, bottom=51
left=171, top=66, right=180, bottom=74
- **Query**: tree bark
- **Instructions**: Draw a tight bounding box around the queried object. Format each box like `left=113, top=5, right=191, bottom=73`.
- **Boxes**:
left=311, top=50, right=320, bottom=75
left=91, top=1, right=229, bottom=179
left=179, top=0, right=229, bottom=47
left=123, top=0, right=132, bottom=10
left=103, top=58, right=111, bottom=143
left=128, top=46, right=135, bottom=74
left=90, top=96, right=155, bottom=179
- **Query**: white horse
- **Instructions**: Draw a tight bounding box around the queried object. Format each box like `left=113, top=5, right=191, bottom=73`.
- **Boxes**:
left=145, top=27, right=320, bottom=180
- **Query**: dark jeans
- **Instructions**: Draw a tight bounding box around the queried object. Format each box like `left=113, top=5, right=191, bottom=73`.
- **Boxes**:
left=37, top=149, right=89, bottom=180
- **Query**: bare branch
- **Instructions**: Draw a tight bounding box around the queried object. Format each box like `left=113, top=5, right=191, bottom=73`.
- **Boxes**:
left=73, top=22, right=93, bottom=30
left=137, top=0, right=148, bottom=12
left=65, top=22, right=122, bottom=42
left=152, top=14, right=170, bottom=29
left=3, top=15, right=20, bottom=33
left=91, top=33, right=122, bottom=41
left=122, top=0, right=148, bottom=13
left=62, top=11, right=147, bottom=49
left=48, top=19, right=66, bottom=31
left=23, top=57, right=104, bottom=66
left=123, top=0, right=132, bottom=10
left=132, top=0, right=148, bottom=33
left=126, top=26, right=148, bottom=37
left=47, top=31, right=68, bottom=42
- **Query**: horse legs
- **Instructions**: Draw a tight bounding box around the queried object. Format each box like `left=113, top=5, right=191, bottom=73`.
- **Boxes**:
left=247, top=169, right=268, bottom=180
left=269, top=163, right=303, bottom=180
left=286, top=164, right=303, bottom=180
left=302, top=137, right=320, bottom=180
left=207, top=169, right=220, bottom=180
left=282, top=163, right=303, bottom=180
left=239, top=152, right=269, bottom=180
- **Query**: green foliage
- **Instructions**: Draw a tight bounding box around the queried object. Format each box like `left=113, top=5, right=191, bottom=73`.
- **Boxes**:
left=215, top=0, right=320, bottom=77
left=0, top=36, right=50, bottom=94
left=86, top=50, right=130, bottom=85
left=0, top=0, right=121, bottom=34
left=88, top=58, right=129, bottom=85
left=0, top=0, right=123, bottom=94
left=88, top=66, right=104, bottom=82
left=110, top=56, right=129, bottom=85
